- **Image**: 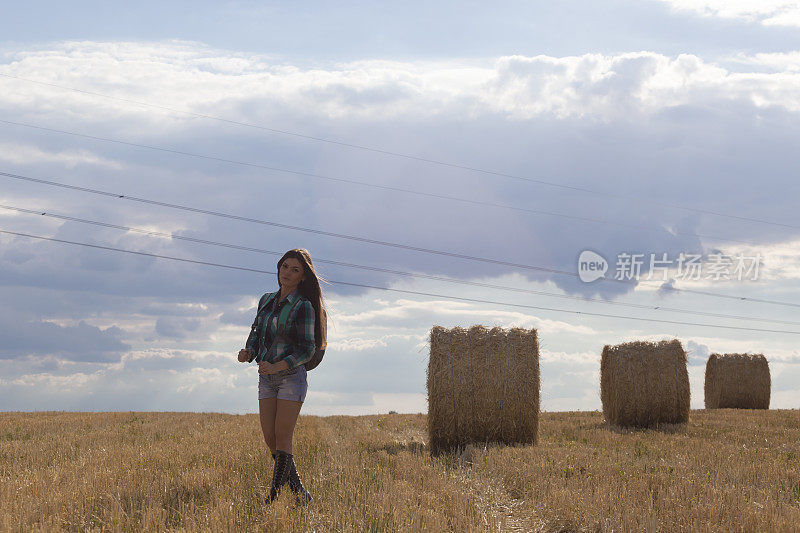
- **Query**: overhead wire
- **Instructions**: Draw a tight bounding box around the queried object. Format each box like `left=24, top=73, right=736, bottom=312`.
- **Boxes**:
left=1, top=77, right=795, bottom=314
left=2, top=227, right=799, bottom=335
left=0, top=119, right=783, bottom=248
left=2, top=169, right=795, bottom=308
left=3, top=201, right=798, bottom=326
left=1, top=72, right=797, bottom=231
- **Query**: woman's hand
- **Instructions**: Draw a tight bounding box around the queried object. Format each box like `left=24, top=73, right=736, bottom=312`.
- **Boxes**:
left=258, top=360, right=289, bottom=375
left=258, top=361, right=277, bottom=375
left=238, top=349, right=252, bottom=362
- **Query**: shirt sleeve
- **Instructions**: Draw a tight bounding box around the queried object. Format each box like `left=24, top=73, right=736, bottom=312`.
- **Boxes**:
left=245, top=311, right=260, bottom=355
left=245, top=326, right=258, bottom=354
left=245, top=293, right=270, bottom=358
left=283, top=300, right=316, bottom=370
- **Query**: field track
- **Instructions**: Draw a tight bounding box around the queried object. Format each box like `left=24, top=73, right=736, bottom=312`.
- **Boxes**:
left=2, top=409, right=799, bottom=532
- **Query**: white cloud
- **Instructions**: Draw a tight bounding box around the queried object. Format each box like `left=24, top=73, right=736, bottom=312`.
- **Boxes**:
left=4, top=43, right=800, bottom=127
left=327, top=333, right=418, bottom=352
left=334, top=297, right=595, bottom=336
left=771, top=389, right=800, bottom=408
left=174, top=367, right=233, bottom=394
left=0, top=142, right=123, bottom=169
left=0, top=42, right=489, bottom=122
left=490, top=52, right=800, bottom=118
left=8, top=371, right=91, bottom=390
left=540, top=349, right=599, bottom=364
left=658, top=0, right=800, bottom=27
left=732, top=52, right=800, bottom=72
left=673, top=336, right=800, bottom=363
left=741, top=239, right=800, bottom=281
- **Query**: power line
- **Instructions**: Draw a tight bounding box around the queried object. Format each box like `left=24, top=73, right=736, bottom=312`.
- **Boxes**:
left=4, top=202, right=798, bottom=326
left=1, top=72, right=797, bottom=231
left=3, top=168, right=796, bottom=308
left=2, top=227, right=798, bottom=336
left=0, top=118, right=768, bottom=248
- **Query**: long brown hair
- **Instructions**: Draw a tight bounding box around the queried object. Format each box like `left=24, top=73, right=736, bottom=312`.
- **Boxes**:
left=277, top=249, right=327, bottom=349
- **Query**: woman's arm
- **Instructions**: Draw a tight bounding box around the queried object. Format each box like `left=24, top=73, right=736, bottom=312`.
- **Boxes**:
left=245, top=292, right=276, bottom=362
left=245, top=324, right=259, bottom=355
left=244, top=308, right=261, bottom=362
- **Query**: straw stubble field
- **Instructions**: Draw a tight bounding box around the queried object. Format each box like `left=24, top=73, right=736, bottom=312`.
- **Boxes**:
left=1, top=410, right=799, bottom=532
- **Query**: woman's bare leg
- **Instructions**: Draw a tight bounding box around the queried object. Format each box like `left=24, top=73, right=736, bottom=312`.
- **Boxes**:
left=259, top=398, right=278, bottom=454
left=274, top=399, right=303, bottom=454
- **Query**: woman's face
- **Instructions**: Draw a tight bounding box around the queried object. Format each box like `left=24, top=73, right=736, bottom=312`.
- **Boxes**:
left=279, top=257, right=305, bottom=292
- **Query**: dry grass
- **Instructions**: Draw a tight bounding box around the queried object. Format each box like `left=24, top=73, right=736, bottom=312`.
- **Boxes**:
left=1, top=410, right=799, bottom=532
left=428, top=326, right=539, bottom=454
left=601, top=339, right=690, bottom=427
left=705, top=353, right=771, bottom=409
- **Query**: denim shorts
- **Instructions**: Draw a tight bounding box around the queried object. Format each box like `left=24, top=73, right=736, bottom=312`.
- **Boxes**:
left=258, top=366, right=308, bottom=402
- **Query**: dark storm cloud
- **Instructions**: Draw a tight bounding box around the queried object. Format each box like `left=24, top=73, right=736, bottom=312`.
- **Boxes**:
left=3, top=54, right=799, bottom=307
left=2, top=96, right=798, bottom=321
left=154, top=317, right=201, bottom=339
left=0, top=309, right=129, bottom=362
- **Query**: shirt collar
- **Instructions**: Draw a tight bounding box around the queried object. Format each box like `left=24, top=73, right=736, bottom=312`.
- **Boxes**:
left=278, top=290, right=300, bottom=305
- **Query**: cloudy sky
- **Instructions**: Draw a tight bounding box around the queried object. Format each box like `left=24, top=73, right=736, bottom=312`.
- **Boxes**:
left=1, top=0, right=799, bottom=415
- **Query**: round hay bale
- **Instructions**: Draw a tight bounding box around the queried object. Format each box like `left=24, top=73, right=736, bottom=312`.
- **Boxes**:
left=427, top=325, right=540, bottom=455
left=704, top=353, right=770, bottom=409
left=600, top=339, right=690, bottom=427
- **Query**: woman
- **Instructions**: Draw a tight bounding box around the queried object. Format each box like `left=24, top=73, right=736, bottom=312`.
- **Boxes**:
left=238, top=249, right=326, bottom=505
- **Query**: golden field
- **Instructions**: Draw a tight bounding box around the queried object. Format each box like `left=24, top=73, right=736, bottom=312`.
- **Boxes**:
left=1, top=409, right=799, bottom=532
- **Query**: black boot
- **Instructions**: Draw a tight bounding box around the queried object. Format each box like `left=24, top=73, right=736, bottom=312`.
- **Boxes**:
left=288, top=455, right=312, bottom=505
left=266, top=450, right=292, bottom=503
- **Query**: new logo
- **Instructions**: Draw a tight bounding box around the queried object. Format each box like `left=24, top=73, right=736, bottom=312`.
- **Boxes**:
left=578, top=250, right=608, bottom=283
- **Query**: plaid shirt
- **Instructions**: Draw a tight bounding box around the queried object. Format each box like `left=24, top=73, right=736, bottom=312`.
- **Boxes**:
left=246, top=290, right=316, bottom=369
